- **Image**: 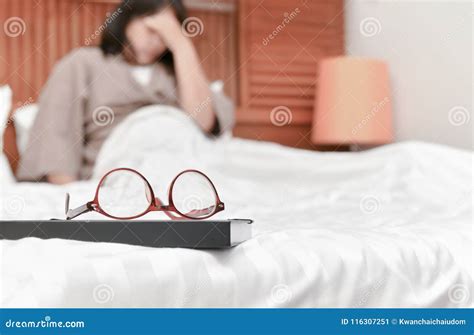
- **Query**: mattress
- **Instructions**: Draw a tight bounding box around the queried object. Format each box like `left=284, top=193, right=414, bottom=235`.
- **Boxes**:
left=1, top=107, right=472, bottom=307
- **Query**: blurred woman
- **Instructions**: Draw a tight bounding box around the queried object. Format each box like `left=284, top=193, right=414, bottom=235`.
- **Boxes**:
left=18, top=0, right=233, bottom=184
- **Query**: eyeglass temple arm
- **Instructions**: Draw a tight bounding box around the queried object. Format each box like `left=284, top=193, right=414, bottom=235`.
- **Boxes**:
left=65, top=193, right=92, bottom=220
left=183, top=203, right=224, bottom=217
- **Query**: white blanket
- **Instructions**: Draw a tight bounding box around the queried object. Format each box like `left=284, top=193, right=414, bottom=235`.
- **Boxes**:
left=1, top=107, right=472, bottom=307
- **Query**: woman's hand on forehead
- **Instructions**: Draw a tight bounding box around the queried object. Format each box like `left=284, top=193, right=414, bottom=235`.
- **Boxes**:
left=144, top=7, right=188, bottom=52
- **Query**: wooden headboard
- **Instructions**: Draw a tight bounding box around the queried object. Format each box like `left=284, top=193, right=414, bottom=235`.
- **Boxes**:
left=234, top=0, right=344, bottom=148
left=0, top=0, right=238, bottom=173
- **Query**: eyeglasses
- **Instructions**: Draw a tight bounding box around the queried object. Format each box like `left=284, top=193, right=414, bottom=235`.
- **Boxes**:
left=65, top=168, right=224, bottom=220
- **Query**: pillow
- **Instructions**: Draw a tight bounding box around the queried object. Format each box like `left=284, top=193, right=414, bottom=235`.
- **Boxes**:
left=0, top=85, right=15, bottom=183
left=13, top=102, right=38, bottom=155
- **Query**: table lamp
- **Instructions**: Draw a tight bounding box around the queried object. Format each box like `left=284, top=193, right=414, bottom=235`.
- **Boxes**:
left=311, top=56, right=393, bottom=149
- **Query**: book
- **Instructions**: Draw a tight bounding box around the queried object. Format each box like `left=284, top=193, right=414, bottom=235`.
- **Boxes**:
left=0, top=219, right=253, bottom=249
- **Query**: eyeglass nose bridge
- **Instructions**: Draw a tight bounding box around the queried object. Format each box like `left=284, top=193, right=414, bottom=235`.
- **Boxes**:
left=152, top=196, right=171, bottom=210
left=152, top=196, right=181, bottom=220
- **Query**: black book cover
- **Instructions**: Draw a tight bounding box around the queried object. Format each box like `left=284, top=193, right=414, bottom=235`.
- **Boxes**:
left=0, top=219, right=252, bottom=249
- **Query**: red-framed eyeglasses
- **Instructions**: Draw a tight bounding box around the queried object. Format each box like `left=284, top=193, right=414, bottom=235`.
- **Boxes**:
left=65, top=168, right=225, bottom=220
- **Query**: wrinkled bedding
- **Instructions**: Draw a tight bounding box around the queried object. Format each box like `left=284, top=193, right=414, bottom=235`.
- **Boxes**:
left=1, top=106, right=472, bottom=307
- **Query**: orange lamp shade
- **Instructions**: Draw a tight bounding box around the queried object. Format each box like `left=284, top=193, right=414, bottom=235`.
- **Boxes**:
left=311, top=57, right=393, bottom=145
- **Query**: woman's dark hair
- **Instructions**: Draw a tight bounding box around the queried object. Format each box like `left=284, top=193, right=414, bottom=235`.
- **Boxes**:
left=100, top=0, right=187, bottom=69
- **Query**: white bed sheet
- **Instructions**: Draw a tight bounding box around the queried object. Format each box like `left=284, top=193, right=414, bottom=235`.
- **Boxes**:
left=1, top=107, right=472, bottom=307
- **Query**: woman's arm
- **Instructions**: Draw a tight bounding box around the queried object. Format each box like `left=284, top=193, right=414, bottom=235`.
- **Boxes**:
left=171, top=38, right=215, bottom=132
left=145, top=10, right=216, bottom=133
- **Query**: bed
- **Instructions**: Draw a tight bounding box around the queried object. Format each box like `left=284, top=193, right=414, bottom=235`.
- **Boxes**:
left=1, top=106, right=472, bottom=308
left=1, top=0, right=472, bottom=309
